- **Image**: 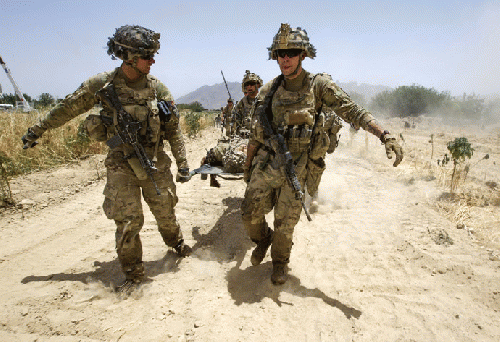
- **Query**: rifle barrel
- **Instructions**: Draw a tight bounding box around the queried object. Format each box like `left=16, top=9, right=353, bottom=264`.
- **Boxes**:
left=221, top=70, right=232, bottom=100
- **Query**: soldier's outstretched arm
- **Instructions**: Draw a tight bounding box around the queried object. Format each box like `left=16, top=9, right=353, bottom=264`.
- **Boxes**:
left=316, top=75, right=403, bottom=167
left=21, top=73, right=108, bottom=149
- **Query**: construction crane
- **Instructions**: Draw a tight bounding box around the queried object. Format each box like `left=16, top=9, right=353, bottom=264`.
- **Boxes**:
left=0, top=54, right=31, bottom=112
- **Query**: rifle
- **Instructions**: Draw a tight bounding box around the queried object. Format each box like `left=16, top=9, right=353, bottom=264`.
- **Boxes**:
left=221, top=70, right=232, bottom=101
left=255, top=75, right=312, bottom=221
left=96, top=83, right=161, bottom=195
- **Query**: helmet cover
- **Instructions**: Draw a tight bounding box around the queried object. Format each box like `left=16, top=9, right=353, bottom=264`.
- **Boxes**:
left=241, top=70, right=263, bottom=92
left=268, top=23, right=316, bottom=60
left=107, top=25, right=160, bottom=61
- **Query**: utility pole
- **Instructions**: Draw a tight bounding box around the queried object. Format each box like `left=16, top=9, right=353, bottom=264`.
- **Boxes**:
left=0, top=55, right=31, bottom=112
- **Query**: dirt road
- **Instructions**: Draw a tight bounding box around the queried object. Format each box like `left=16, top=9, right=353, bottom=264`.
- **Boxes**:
left=1, top=125, right=499, bottom=341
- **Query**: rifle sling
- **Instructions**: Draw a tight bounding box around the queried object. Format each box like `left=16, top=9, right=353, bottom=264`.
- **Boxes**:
left=262, top=74, right=306, bottom=166
left=264, top=74, right=284, bottom=135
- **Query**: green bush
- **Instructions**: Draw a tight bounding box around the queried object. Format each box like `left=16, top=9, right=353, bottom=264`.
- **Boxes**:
left=177, top=101, right=205, bottom=112
left=184, top=111, right=203, bottom=137
left=438, top=137, right=474, bottom=193
left=36, top=93, right=56, bottom=108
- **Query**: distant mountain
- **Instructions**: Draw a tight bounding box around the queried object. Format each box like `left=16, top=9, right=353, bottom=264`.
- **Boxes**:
left=176, top=82, right=244, bottom=110
left=176, top=80, right=391, bottom=110
left=337, top=81, right=392, bottom=101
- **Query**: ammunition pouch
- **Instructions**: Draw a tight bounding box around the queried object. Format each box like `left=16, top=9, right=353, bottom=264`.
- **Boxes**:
left=323, top=111, right=343, bottom=154
left=282, top=125, right=313, bottom=155
left=309, top=129, right=330, bottom=160
left=327, top=131, right=339, bottom=154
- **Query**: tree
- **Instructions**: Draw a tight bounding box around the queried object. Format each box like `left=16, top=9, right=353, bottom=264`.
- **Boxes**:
left=0, top=93, right=17, bottom=105
left=0, top=92, right=32, bottom=106
left=177, top=101, right=205, bottom=112
left=370, top=85, right=449, bottom=117
left=37, top=93, right=56, bottom=108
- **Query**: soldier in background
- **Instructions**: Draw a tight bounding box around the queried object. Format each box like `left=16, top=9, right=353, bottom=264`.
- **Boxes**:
left=214, top=111, right=222, bottom=128
left=241, top=23, right=403, bottom=285
left=232, top=70, right=263, bottom=136
left=222, top=98, right=234, bottom=136
left=21, top=25, right=192, bottom=293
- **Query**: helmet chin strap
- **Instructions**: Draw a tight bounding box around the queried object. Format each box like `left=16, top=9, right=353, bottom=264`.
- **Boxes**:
left=124, top=56, right=147, bottom=77
left=286, top=59, right=303, bottom=79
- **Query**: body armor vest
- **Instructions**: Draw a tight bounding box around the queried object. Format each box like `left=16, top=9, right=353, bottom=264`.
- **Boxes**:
left=101, top=72, right=161, bottom=147
left=271, top=75, right=316, bottom=155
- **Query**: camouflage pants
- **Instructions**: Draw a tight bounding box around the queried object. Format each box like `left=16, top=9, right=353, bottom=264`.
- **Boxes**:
left=241, top=149, right=307, bottom=264
left=102, top=150, right=183, bottom=280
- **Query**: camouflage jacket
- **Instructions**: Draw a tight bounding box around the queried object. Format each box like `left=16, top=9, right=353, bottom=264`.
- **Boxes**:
left=232, top=96, right=256, bottom=131
left=33, top=67, right=188, bottom=169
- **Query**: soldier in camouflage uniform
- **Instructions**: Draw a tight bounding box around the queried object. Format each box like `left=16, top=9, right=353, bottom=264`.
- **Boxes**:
left=231, top=70, right=263, bottom=136
left=241, top=23, right=403, bottom=285
left=222, top=98, right=234, bottom=136
left=21, top=25, right=192, bottom=293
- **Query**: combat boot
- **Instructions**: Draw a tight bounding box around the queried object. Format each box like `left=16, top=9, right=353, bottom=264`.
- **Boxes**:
left=271, top=262, right=287, bottom=285
left=174, top=239, right=192, bottom=257
left=116, top=278, right=142, bottom=295
left=250, top=230, right=273, bottom=266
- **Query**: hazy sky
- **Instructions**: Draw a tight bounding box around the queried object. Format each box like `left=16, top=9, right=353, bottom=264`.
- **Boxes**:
left=1, top=0, right=499, bottom=100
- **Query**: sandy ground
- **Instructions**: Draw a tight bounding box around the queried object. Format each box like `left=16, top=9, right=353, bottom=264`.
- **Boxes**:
left=1, top=120, right=499, bottom=342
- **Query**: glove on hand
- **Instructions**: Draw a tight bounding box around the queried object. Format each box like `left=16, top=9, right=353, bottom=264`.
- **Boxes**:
left=22, top=127, right=40, bottom=149
left=383, top=134, right=403, bottom=167
left=176, top=168, right=191, bottom=183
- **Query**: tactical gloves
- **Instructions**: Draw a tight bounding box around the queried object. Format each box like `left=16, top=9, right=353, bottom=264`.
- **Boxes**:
left=382, top=133, right=403, bottom=167
left=176, top=168, right=191, bottom=183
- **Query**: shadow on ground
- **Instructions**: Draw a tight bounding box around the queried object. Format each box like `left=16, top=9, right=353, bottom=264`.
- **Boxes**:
left=226, top=261, right=362, bottom=319
left=20, top=250, right=184, bottom=289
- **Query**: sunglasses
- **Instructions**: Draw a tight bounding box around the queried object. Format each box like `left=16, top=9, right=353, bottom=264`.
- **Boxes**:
left=276, top=49, right=303, bottom=58
left=244, top=81, right=257, bottom=87
left=140, top=54, right=155, bottom=60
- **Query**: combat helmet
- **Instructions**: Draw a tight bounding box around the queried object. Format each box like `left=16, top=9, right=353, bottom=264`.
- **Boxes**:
left=107, top=25, right=160, bottom=61
left=241, top=70, right=263, bottom=92
left=268, top=23, right=316, bottom=60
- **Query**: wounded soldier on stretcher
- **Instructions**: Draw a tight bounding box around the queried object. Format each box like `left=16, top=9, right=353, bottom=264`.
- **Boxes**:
left=189, top=135, right=248, bottom=187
